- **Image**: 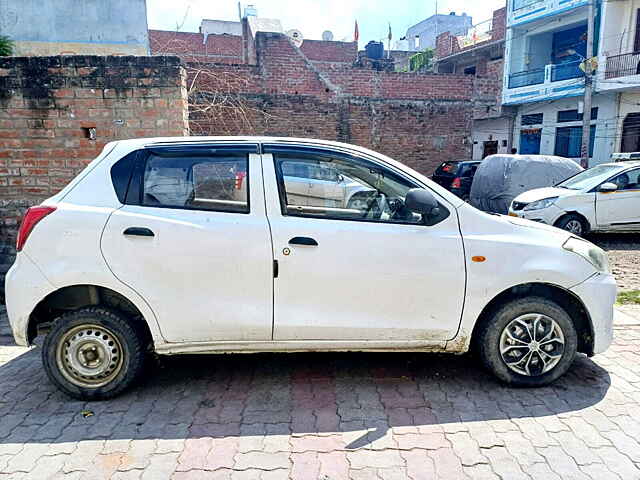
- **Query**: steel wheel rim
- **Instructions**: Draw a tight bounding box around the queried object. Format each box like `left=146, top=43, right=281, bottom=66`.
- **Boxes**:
left=499, top=313, right=565, bottom=377
left=56, top=324, right=124, bottom=388
left=564, top=220, right=583, bottom=235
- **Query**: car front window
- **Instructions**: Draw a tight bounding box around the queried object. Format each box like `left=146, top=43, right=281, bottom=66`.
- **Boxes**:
left=557, top=165, right=626, bottom=191
left=271, top=149, right=448, bottom=225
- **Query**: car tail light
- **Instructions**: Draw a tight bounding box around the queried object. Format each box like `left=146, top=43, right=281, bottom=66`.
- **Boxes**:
left=451, top=177, right=462, bottom=189
left=16, top=206, right=56, bottom=252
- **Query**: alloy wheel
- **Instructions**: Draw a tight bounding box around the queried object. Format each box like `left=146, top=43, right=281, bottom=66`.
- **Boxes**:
left=499, top=313, right=565, bottom=376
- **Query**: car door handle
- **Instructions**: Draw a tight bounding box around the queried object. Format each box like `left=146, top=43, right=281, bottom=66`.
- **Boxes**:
left=123, top=227, right=155, bottom=237
left=288, top=236, right=318, bottom=246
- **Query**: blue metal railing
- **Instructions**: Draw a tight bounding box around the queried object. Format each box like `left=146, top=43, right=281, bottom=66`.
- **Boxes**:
left=551, top=61, right=584, bottom=82
left=508, top=68, right=545, bottom=88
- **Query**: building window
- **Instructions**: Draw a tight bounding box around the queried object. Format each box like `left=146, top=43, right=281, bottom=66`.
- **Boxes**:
left=554, top=125, right=596, bottom=158
left=463, top=65, right=477, bottom=75
left=634, top=9, right=640, bottom=53
left=621, top=113, right=640, bottom=152
left=513, top=0, right=541, bottom=12
left=557, top=108, right=598, bottom=123
left=521, top=113, right=543, bottom=126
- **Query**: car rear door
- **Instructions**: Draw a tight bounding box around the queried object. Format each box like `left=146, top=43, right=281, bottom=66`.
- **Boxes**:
left=262, top=144, right=466, bottom=343
left=101, top=144, right=273, bottom=343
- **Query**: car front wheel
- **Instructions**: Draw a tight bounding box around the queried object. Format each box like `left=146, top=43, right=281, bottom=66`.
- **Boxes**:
left=477, top=297, right=578, bottom=387
left=555, top=214, right=588, bottom=237
left=42, top=307, right=147, bottom=400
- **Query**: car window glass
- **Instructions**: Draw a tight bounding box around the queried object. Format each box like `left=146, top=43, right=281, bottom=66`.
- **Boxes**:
left=142, top=153, right=249, bottom=213
left=557, top=164, right=626, bottom=190
left=611, top=168, right=640, bottom=191
left=274, top=151, right=443, bottom=225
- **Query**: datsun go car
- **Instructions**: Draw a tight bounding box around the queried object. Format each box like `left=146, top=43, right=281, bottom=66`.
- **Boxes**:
left=509, top=161, right=640, bottom=236
left=6, top=137, right=616, bottom=400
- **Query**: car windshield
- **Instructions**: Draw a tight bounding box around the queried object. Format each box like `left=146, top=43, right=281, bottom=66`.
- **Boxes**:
left=556, top=164, right=626, bottom=190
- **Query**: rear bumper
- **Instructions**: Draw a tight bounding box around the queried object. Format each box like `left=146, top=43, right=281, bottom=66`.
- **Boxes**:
left=570, top=273, right=617, bottom=355
left=5, top=253, right=54, bottom=346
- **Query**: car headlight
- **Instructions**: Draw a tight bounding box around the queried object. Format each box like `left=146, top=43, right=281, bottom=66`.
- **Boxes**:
left=563, top=237, right=610, bottom=273
left=523, top=197, right=558, bottom=211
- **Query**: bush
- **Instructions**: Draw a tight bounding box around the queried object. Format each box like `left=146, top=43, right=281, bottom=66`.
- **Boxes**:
left=0, top=36, right=14, bottom=57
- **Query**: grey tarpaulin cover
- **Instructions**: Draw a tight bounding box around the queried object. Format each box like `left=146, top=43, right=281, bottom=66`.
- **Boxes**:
left=469, top=154, right=583, bottom=214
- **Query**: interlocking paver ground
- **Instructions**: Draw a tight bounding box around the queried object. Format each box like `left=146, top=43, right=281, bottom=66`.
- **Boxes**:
left=1, top=309, right=640, bottom=479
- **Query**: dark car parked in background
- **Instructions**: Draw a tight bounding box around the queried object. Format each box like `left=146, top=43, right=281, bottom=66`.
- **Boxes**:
left=432, top=160, right=481, bottom=201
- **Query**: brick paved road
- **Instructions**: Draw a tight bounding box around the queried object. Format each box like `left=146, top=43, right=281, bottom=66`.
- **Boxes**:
left=1, top=316, right=639, bottom=479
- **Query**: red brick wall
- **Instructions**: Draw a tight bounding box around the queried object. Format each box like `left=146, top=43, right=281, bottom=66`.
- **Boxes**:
left=492, top=8, right=507, bottom=42
left=149, top=30, right=243, bottom=64
left=189, top=32, right=474, bottom=174
left=300, top=40, right=357, bottom=63
left=0, top=55, right=188, bottom=290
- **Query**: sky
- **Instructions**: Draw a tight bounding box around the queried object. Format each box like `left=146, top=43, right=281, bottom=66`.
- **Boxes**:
left=146, top=0, right=506, bottom=48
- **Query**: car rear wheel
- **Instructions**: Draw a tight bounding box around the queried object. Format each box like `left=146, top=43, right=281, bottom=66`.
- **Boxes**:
left=555, top=214, right=588, bottom=237
left=477, top=297, right=578, bottom=387
left=42, top=307, right=147, bottom=400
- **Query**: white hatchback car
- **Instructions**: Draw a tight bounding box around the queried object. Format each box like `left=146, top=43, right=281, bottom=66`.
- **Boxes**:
left=509, top=161, right=640, bottom=236
left=6, top=137, right=616, bottom=400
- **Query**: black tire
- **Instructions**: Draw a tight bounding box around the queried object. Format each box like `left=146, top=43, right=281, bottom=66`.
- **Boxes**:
left=477, top=297, right=578, bottom=387
left=555, top=214, right=589, bottom=237
left=42, top=307, right=147, bottom=400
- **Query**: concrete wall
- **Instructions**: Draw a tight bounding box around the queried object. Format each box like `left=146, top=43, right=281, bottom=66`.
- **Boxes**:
left=0, top=0, right=149, bottom=56
left=472, top=117, right=511, bottom=160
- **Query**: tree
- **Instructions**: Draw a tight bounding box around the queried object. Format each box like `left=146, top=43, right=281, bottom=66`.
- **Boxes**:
left=150, top=30, right=273, bottom=136
left=409, top=48, right=434, bottom=72
left=0, top=36, right=14, bottom=57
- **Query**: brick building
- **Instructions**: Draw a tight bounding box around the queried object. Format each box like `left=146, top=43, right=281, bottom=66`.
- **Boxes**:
left=435, top=7, right=514, bottom=160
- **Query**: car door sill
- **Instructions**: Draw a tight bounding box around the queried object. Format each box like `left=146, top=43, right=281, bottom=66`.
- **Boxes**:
left=155, top=339, right=448, bottom=355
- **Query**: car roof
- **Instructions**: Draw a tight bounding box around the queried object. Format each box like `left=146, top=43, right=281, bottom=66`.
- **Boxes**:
left=596, top=161, right=640, bottom=168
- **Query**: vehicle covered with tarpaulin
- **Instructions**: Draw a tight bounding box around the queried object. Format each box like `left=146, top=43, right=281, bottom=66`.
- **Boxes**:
left=470, top=154, right=583, bottom=214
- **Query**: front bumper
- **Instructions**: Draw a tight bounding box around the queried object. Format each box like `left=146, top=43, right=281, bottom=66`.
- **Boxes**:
left=508, top=204, right=564, bottom=225
left=570, top=273, right=617, bottom=355
left=5, top=253, right=54, bottom=346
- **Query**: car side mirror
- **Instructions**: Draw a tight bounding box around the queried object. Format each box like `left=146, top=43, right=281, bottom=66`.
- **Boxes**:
left=599, top=182, right=618, bottom=193
left=405, top=188, right=440, bottom=218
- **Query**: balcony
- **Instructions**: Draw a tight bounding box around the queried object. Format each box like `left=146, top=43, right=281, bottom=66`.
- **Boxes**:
left=504, top=62, right=585, bottom=105
left=605, top=52, right=640, bottom=79
left=597, top=51, right=640, bottom=92
left=457, top=18, right=494, bottom=49
left=508, top=61, right=583, bottom=88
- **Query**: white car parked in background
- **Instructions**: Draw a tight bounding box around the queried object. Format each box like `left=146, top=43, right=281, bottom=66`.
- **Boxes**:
left=5, top=137, right=616, bottom=400
left=509, top=161, right=640, bottom=236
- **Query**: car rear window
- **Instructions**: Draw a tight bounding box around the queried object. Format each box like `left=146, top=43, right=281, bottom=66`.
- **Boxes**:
left=110, top=151, right=138, bottom=204
left=141, top=153, right=249, bottom=213
left=435, top=162, right=459, bottom=175
left=458, top=163, right=479, bottom=177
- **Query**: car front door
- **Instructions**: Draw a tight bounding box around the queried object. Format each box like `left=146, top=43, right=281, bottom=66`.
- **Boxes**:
left=101, top=144, right=273, bottom=343
left=262, top=145, right=466, bottom=343
left=596, top=168, right=640, bottom=229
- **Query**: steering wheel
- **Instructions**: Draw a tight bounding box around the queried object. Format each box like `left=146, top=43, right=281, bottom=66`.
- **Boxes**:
left=362, top=192, right=386, bottom=219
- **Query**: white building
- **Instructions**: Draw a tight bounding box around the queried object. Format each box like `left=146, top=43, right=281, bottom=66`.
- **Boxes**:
left=502, top=0, right=618, bottom=164
left=598, top=0, right=640, bottom=153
